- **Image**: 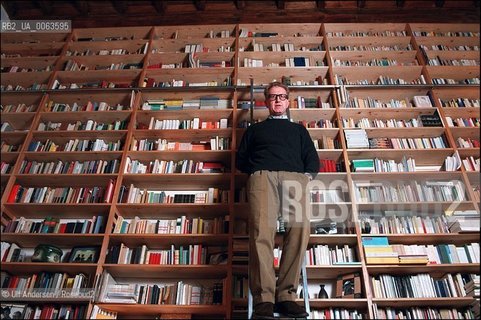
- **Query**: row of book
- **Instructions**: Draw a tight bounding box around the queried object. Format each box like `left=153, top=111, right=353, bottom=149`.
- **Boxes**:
left=51, top=79, right=133, bottom=90
left=124, top=158, right=225, bottom=174
left=456, top=137, right=480, bottom=148
left=332, top=58, right=418, bottom=67
left=1, top=103, right=37, bottom=113
left=130, top=137, right=231, bottom=151
left=428, top=56, right=479, bottom=67
left=140, top=97, right=231, bottom=110
left=317, top=159, right=342, bottom=172
left=0, top=122, right=19, bottom=132
left=0, top=142, right=21, bottom=152
left=45, top=100, right=130, bottom=112
left=3, top=215, right=105, bottom=234
left=62, top=60, right=142, bottom=71
left=309, top=309, right=363, bottom=319
left=432, top=77, right=480, bottom=85
left=0, top=65, right=53, bottom=73
left=342, top=116, right=441, bottom=129
left=438, top=97, right=480, bottom=108
left=18, top=159, right=120, bottom=175
left=2, top=242, right=100, bottom=264
left=372, top=305, right=477, bottom=320
left=310, top=189, right=347, bottom=203
left=0, top=303, right=87, bottom=320
left=293, top=95, right=333, bottom=109
left=1, top=271, right=89, bottom=293
left=113, top=215, right=228, bottom=235
left=355, top=180, right=466, bottom=203
left=37, top=119, right=128, bottom=131
left=97, top=271, right=223, bottom=305
left=118, top=186, right=228, bottom=204
left=2, top=83, right=49, bottom=91
left=350, top=156, right=450, bottom=173
left=327, top=30, right=408, bottom=37
left=106, top=243, right=211, bottom=265
left=346, top=130, right=449, bottom=150
left=305, top=244, right=358, bottom=266
left=462, top=156, right=480, bottom=172
left=245, top=42, right=322, bottom=52
left=145, top=117, right=229, bottom=130
left=371, top=272, right=477, bottom=298
left=66, top=44, right=148, bottom=56
left=329, top=43, right=414, bottom=51
left=336, top=74, right=427, bottom=86
left=0, top=162, right=12, bottom=174
left=445, top=116, right=480, bottom=128
left=27, top=138, right=123, bottom=152
left=359, top=213, right=450, bottom=234
left=142, top=77, right=232, bottom=88
left=312, top=136, right=341, bottom=150
left=7, top=181, right=115, bottom=204
left=414, top=30, right=479, bottom=36
left=344, top=95, right=430, bottom=109
left=297, top=119, right=336, bottom=128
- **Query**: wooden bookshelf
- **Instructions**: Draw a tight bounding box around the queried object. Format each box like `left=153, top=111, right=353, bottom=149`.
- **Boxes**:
left=1, top=23, right=479, bottom=319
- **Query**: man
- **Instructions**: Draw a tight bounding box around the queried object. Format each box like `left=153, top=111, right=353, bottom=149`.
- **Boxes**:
left=236, top=81, right=319, bottom=319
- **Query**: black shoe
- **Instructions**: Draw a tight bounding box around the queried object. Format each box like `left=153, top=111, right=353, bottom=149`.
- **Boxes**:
left=275, top=301, right=309, bottom=318
left=252, top=302, right=275, bottom=319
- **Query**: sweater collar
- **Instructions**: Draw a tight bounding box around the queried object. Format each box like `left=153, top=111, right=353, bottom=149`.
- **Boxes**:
left=268, top=115, right=289, bottom=120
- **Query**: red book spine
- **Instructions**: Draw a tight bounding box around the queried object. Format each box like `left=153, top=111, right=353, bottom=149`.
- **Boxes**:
left=7, top=184, right=21, bottom=203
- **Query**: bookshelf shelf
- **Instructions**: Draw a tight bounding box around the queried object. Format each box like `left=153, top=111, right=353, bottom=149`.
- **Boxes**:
left=1, top=22, right=479, bottom=319
left=108, top=234, right=230, bottom=247
left=1, top=233, right=104, bottom=247
left=103, top=264, right=229, bottom=279
left=0, top=295, right=92, bottom=303
left=307, top=298, right=368, bottom=309
left=96, top=304, right=228, bottom=316
left=306, top=266, right=363, bottom=279
left=308, top=235, right=358, bottom=246
left=367, top=264, right=480, bottom=277
left=372, top=297, right=476, bottom=308
left=115, top=203, right=230, bottom=218
left=1, top=262, right=97, bottom=274
left=361, top=233, right=480, bottom=245
left=3, top=203, right=111, bottom=218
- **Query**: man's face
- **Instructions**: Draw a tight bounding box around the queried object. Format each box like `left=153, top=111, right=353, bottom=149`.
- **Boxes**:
left=266, top=86, right=289, bottom=116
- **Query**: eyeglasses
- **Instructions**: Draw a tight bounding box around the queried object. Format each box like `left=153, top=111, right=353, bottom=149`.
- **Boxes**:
left=267, top=94, right=289, bottom=101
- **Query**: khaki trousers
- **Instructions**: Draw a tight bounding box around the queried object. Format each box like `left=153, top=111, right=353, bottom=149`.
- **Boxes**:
left=247, top=170, right=310, bottom=305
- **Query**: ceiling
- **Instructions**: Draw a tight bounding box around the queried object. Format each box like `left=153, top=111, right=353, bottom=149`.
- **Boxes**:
left=2, top=0, right=480, bottom=28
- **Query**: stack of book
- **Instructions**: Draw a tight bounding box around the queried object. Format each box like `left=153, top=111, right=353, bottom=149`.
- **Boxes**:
left=362, top=237, right=398, bottom=264
left=351, top=159, right=375, bottom=172
left=446, top=210, right=480, bottom=233
left=344, top=129, right=369, bottom=149
left=465, top=276, right=480, bottom=297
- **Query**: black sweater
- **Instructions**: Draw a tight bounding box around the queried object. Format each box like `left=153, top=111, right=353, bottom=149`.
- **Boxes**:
left=236, top=118, right=320, bottom=174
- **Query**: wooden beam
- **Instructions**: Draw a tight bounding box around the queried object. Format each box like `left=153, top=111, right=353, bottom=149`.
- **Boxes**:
left=34, top=0, right=54, bottom=15
left=152, top=0, right=167, bottom=14
left=396, top=0, right=405, bottom=7
left=194, top=0, right=206, bottom=11
left=316, top=0, right=326, bottom=10
left=276, top=0, right=286, bottom=10
left=73, top=1, right=89, bottom=15
left=357, top=0, right=366, bottom=9
left=112, top=0, right=128, bottom=14
left=434, top=0, right=445, bottom=8
left=234, top=0, right=246, bottom=10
